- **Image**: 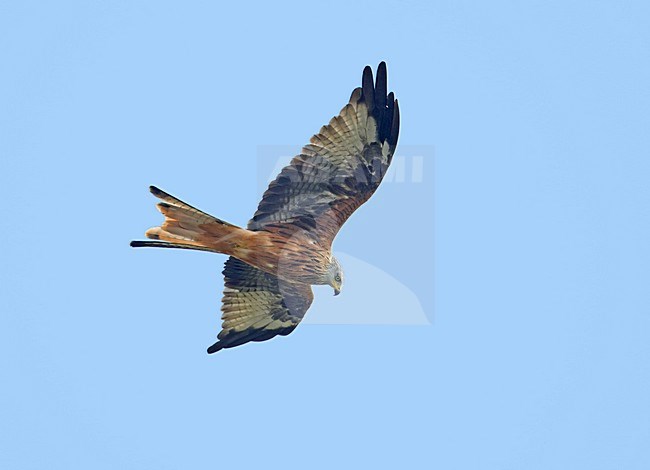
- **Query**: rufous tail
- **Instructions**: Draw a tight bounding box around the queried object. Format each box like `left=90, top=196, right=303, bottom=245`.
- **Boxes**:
left=130, top=186, right=245, bottom=253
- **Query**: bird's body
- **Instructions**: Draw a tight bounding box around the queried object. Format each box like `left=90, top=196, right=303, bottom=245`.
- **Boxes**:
left=131, top=62, right=400, bottom=353
left=142, top=193, right=332, bottom=284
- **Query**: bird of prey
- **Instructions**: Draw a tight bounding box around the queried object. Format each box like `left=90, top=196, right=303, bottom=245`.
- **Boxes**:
left=131, top=62, right=400, bottom=353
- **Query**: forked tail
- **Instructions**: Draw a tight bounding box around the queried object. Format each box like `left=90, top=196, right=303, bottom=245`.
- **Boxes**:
left=130, top=186, right=244, bottom=253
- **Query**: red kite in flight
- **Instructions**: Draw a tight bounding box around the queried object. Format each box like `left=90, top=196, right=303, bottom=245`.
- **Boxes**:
left=131, top=62, right=400, bottom=353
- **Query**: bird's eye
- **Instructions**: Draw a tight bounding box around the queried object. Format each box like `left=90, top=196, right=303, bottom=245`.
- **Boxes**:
left=335, top=275, right=341, bottom=282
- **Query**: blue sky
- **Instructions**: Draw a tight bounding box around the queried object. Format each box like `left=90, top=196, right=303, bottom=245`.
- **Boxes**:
left=2, top=1, right=649, bottom=468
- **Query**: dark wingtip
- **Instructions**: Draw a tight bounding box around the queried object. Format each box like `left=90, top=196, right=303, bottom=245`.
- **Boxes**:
left=375, top=62, right=387, bottom=109
left=361, top=65, right=375, bottom=113
left=149, top=185, right=163, bottom=196
left=130, top=240, right=143, bottom=248
left=389, top=99, right=400, bottom=147
left=365, top=61, right=398, bottom=148
left=207, top=342, right=222, bottom=354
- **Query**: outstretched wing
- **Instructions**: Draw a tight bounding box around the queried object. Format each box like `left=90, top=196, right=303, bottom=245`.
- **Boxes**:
left=248, top=61, right=400, bottom=246
left=210, top=62, right=398, bottom=353
left=207, top=257, right=313, bottom=353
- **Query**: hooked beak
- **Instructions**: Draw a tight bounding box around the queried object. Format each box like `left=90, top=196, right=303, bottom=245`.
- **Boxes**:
left=333, top=288, right=341, bottom=296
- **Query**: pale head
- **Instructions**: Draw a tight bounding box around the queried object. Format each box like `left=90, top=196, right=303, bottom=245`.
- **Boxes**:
left=326, top=256, right=344, bottom=296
